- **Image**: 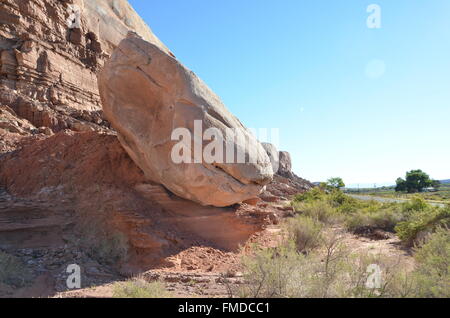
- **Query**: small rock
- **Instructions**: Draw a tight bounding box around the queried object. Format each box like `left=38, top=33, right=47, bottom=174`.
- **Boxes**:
left=38, top=126, right=53, bottom=135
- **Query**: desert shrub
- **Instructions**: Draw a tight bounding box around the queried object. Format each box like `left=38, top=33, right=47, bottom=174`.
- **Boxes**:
left=294, top=189, right=405, bottom=233
left=294, top=188, right=359, bottom=211
left=236, top=243, right=350, bottom=298
left=336, top=199, right=361, bottom=214
left=240, top=189, right=448, bottom=298
left=345, top=206, right=404, bottom=234
left=411, top=227, right=450, bottom=297
left=328, top=190, right=359, bottom=209
left=0, top=251, right=34, bottom=287
left=395, top=205, right=450, bottom=246
left=286, top=216, right=323, bottom=253
left=75, top=206, right=129, bottom=265
left=294, top=189, right=450, bottom=242
left=235, top=236, right=412, bottom=298
left=344, top=252, right=422, bottom=298
left=292, top=200, right=341, bottom=224
left=87, top=230, right=129, bottom=266
left=113, top=277, right=171, bottom=298
left=293, top=187, right=327, bottom=203
left=402, top=195, right=429, bottom=214
left=236, top=243, right=306, bottom=298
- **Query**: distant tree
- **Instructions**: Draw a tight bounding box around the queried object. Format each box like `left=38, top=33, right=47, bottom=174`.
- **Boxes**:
left=431, top=180, right=441, bottom=190
left=327, top=177, right=345, bottom=189
left=395, top=170, right=433, bottom=193
left=395, top=178, right=407, bottom=192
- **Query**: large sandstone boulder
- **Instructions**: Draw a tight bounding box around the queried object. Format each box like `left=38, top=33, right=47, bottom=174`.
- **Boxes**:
left=98, top=34, right=273, bottom=207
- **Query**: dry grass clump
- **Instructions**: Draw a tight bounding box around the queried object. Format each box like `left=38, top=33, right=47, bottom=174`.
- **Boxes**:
left=113, top=276, right=172, bottom=298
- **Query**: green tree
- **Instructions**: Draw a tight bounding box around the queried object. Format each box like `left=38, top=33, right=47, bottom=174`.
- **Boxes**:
left=431, top=180, right=441, bottom=190
left=395, top=178, right=407, bottom=192
left=327, top=177, right=345, bottom=189
left=395, top=170, right=433, bottom=193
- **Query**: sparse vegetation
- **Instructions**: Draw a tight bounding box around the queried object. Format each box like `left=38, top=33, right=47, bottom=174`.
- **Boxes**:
left=234, top=236, right=416, bottom=298
left=412, top=227, right=450, bottom=298
left=87, top=230, right=129, bottom=266
left=291, top=199, right=340, bottom=224
left=395, top=199, right=450, bottom=246
left=234, top=190, right=450, bottom=298
left=292, top=188, right=450, bottom=245
left=113, top=277, right=172, bottom=298
left=75, top=205, right=129, bottom=266
left=345, top=182, right=450, bottom=204
left=287, top=216, right=323, bottom=253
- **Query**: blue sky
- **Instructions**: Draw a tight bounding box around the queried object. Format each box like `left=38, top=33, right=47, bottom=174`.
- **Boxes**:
left=129, top=0, right=450, bottom=187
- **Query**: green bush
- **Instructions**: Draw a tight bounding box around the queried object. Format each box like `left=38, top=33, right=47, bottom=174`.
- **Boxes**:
left=401, top=196, right=430, bottom=215
left=113, top=277, right=172, bottom=298
left=329, top=190, right=359, bottom=209
left=395, top=205, right=450, bottom=246
left=292, top=200, right=340, bottom=224
left=345, top=206, right=404, bottom=234
left=294, top=188, right=359, bottom=210
left=411, top=227, right=450, bottom=297
left=293, top=187, right=327, bottom=203
left=294, top=189, right=405, bottom=234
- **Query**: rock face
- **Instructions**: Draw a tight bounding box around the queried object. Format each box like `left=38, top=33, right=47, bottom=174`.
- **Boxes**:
left=262, top=142, right=280, bottom=174
left=278, top=151, right=293, bottom=178
left=0, top=131, right=268, bottom=285
left=0, top=0, right=309, bottom=207
left=260, top=144, right=314, bottom=201
left=0, top=0, right=166, bottom=131
left=0, top=0, right=315, bottom=296
left=0, top=0, right=277, bottom=207
left=98, top=34, right=274, bottom=207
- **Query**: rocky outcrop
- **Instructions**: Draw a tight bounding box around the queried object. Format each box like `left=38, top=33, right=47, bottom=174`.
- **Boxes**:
left=0, top=0, right=315, bottom=296
left=262, top=142, right=280, bottom=174
left=98, top=34, right=273, bottom=207
left=0, top=0, right=165, bottom=130
left=260, top=144, right=314, bottom=201
left=278, top=151, right=294, bottom=178
left=0, top=0, right=308, bottom=208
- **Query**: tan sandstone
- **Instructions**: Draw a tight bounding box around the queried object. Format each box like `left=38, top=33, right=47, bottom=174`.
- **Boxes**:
left=98, top=34, right=274, bottom=207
